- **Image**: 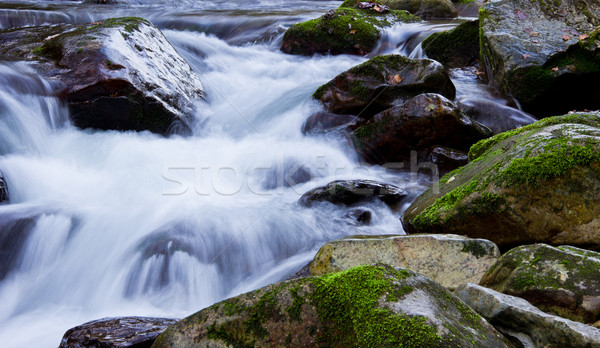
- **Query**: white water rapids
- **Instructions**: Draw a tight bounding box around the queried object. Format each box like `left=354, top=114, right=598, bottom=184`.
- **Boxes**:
left=0, top=1, right=503, bottom=346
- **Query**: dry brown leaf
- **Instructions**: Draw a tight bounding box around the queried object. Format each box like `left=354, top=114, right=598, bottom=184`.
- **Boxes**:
left=349, top=30, right=356, bottom=34
left=562, top=34, right=571, bottom=41
left=522, top=53, right=530, bottom=59
left=580, top=33, right=589, bottom=40
left=529, top=32, right=539, bottom=37
left=551, top=66, right=559, bottom=72
left=388, top=74, right=403, bottom=85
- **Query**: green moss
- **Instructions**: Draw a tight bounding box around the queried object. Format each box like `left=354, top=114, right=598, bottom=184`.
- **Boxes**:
left=243, top=287, right=280, bottom=338
left=206, top=321, right=253, bottom=348
left=287, top=285, right=305, bottom=322
left=312, top=83, right=329, bottom=100
left=421, top=20, right=479, bottom=67
left=31, top=45, right=46, bottom=56
left=461, top=241, right=489, bottom=258
left=310, top=265, right=442, bottom=347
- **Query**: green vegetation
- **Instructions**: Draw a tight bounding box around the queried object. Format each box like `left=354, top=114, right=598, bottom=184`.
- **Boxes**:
left=421, top=19, right=479, bottom=67
left=461, top=240, right=490, bottom=258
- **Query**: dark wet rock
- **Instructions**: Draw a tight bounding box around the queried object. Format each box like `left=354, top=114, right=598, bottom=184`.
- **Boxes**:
left=153, top=264, right=512, bottom=348
left=0, top=215, right=37, bottom=281
left=59, top=316, right=179, bottom=348
left=352, top=93, right=491, bottom=165
left=457, top=98, right=537, bottom=134
left=422, top=20, right=479, bottom=68
left=314, top=55, right=456, bottom=118
left=479, top=244, right=600, bottom=324
left=345, top=0, right=459, bottom=19
left=343, top=208, right=373, bottom=225
left=0, top=171, right=8, bottom=203
left=403, top=112, right=600, bottom=250
left=302, top=111, right=364, bottom=135
left=286, top=262, right=312, bottom=280
left=299, top=179, right=407, bottom=209
left=310, top=234, right=501, bottom=290
left=419, top=146, right=469, bottom=175
left=479, top=0, right=600, bottom=117
left=0, top=17, right=204, bottom=135
left=456, top=283, right=600, bottom=348
left=281, top=7, right=419, bottom=56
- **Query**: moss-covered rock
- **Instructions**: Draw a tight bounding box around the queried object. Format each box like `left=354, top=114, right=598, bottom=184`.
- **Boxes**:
left=0, top=17, right=204, bottom=135
left=456, top=283, right=600, bottom=347
left=299, top=179, right=407, bottom=209
left=352, top=93, right=491, bottom=165
left=479, top=0, right=600, bottom=117
left=479, top=244, right=600, bottom=324
left=152, top=264, right=511, bottom=348
left=422, top=19, right=479, bottom=68
left=310, top=234, right=500, bottom=290
left=314, top=55, right=455, bottom=118
left=379, top=0, right=458, bottom=19
left=280, top=7, right=419, bottom=56
left=403, top=112, right=600, bottom=249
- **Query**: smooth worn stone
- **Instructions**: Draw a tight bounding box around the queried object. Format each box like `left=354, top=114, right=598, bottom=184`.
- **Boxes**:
left=352, top=93, right=491, bottom=165
left=152, top=264, right=511, bottom=348
left=455, top=283, right=600, bottom=348
left=479, top=243, right=600, bottom=324
left=302, top=111, right=363, bottom=135
left=59, top=316, right=179, bottom=348
left=375, top=0, right=458, bottom=19
left=422, top=19, right=479, bottom=68
left=313, top=55, right=455, bottom=118
left=0, top=17, right=204, bottom=135
left=310, top=234, right=501, bottom=290
left=457, top=98, right=537, bottom=134
left=479, top=0, right=600, bottom=116
left=404, top=112, right=600, bottom=250
left=299, top=179, right=408, bottom=209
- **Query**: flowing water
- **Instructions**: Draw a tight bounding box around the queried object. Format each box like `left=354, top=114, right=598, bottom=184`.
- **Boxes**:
left=0, top=1, right=523, bottom=346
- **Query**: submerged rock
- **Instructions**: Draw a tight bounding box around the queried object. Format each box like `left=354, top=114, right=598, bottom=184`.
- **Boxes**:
left=457, top=98, right=537, bottom=134
left=59, top=316, right=179, bottom=348
left=0, top=17, right=204, bottom=135
left=479, top=0, right=600, bottom=116
left=310, top=234, right=501, bottom=289
left=422, top=19, right=479, bottom=68
left=419, top=146, right=469, bottom=175
left=479, top=244, right=600, bottom=324
left=352, top=93, right=491, bottom=165
left=456, top=283, right=600, bottom=348
left=0, top=171, right=8, bottom=203
left=299, top=179, right=407, bottom=209
left=403, top=112, right=600, bottom=249
left=153, top=264, right=511, bottom=347
left=281, top=6, right=419, bottom=56
left=314, top=55, right=455, bottom=118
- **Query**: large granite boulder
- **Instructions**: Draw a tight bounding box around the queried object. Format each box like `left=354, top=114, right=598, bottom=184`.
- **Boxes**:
left=403, top=112, right=600, bottom=249
left=352, top=93, right=491, bottom=165
left=479, top=244, right=600, bottom=324
left=0, top=17, right=204, bottom=135
left=479, top=0, right=600, bottom=116
left=59, top=316, right=179, bottom=348
left=281, top=6, right=419, bottom=56
left=314, top=55, right=455, bottom=118
left=456, top=283, right=600, bottom=348
left=153, top=264, right=511, bottom=347
left=422, top=19, right=479, bottom=68
left=299, top=179, right=407, bottom=209
left=310, top=234, right=500, bottom=289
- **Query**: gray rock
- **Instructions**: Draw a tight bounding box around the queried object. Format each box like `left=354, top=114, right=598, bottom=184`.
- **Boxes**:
left=59, top=316, right=179, bottom=348
left=310, top=234, right=501, bottom=290
left=153, top=264, right=511, bottom=348
left=479, top=0, right=600, bottom=116
left=299, top=179, right=407, bottom=209
left=456, top=283, right=600, bottom=348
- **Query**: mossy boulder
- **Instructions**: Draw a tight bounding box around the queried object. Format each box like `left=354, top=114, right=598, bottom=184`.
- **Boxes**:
left=59, top=317, right=179, bottom=348
left=299, top=179, right=407, bottom=209
left=403, top=112, right=600, bottom=249
left=0, top=171, right=8, bottom=204
left=479, top=244, right=600, bottom=324
left=352, top=93, right=491, bottom=165
left=479, top=0, right=600, bottom=117
left=341, top=0, right=458, bottom=19
left=314, top=55, right=455, bottom=118
left=456, top=283, right=600, bottom=348
left=422, top=19, right=479, bottom=68
left=0, top=17, right=204, bottom=135
left=281, top=7, right=419, bottom=56
left=310, top=234, right=500, bottom=290
left=152, top=264, right=511, bottom=348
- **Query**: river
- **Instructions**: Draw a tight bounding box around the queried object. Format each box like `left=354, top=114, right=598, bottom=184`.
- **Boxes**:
left=0, top=1, right=504, bottom=346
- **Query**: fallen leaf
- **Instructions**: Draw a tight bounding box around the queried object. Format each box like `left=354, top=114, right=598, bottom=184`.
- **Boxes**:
left=580, top=33, right=589, bottom=40
left=349, top=30, right=356, bottom=34
left=522, top=53, right=530, bottom=59
left=387, top=74, right=403, bottom=85
left=529, top=32, right=539, bottom=37
left=44, top=33, right=61, bottom=41
left=562, top=34, right=571, bottom=41
left=551, top=66, right=559, bottom=71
